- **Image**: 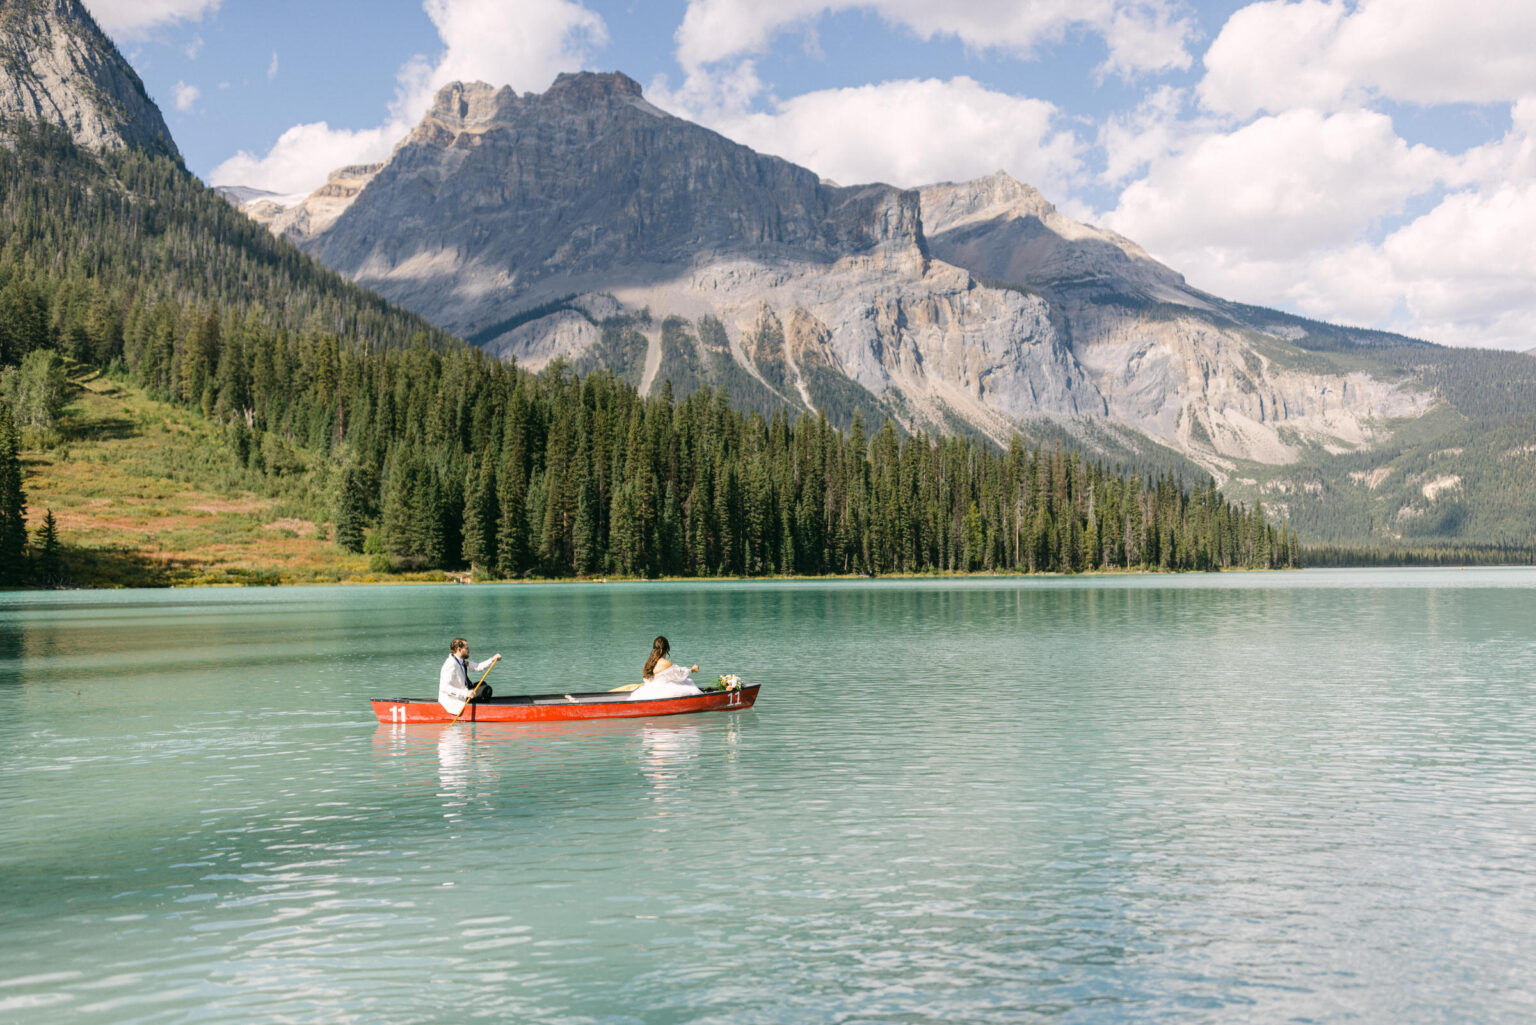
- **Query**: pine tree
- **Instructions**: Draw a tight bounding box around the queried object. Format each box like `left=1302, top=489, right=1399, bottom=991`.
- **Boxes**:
left=382, top=450, right=445, bottom=567
left=35, top=509, right=62, bottom=586
left=0, top=405, right=25, bottom=585
left=962, top=501, right=985, bottom=572
left=460, top=458, right=497, bottom=572
left=334, top=462, right=370, bottom=554
left=494, top=461, right=530, bottom=578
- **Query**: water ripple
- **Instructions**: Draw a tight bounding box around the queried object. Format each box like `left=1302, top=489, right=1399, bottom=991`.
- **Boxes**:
left=1, top=571, right=1535, bottom=1022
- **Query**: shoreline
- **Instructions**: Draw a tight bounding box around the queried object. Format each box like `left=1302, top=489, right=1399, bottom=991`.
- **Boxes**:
left=22, top=563, right=1536, bottom=593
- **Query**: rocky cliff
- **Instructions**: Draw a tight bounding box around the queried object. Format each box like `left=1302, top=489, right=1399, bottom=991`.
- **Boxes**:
left=0, top=0, right=179, bottom=159
left=918, top=174, right=1432, bottom=468
left=240, top=71, right=1446, bottom=472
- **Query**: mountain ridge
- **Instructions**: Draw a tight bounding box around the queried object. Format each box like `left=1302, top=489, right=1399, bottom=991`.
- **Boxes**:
left=237, top=72, right=1456, bottom=479
left=0, top=0, right=179, bottom=159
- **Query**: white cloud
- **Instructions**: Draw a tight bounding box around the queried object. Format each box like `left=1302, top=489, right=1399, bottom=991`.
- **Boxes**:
left=1099, top=97, right=1536, bottom=349
left=1098, top=2, right=1199, bottom=79
left=209, top=0, right=606, bottom=194
left=172, top=81, right=200, bottom=112
left=1098, top=3, right=1536, bottom=348
left=1099, top=85, right=1192, bottom=185
left=651, top=72, right=1083, bottom=195
left=183, top=34, right=203, bottom=60
left=1263, top=180, right=1536, bottom=349
left=208, top=121, right=404, bottom=196
left=267, top=51, right=279, bottom=82
left=396, top=0, right=607, bottom=116
left=1379, top=184, right=1536, bottom=348
left=83, top=0, right=220, bottom=39
left=1198, top=1, right=1351, bottom=117
left=1106, top=108, right=1451, bottom=259
left=1458, top=97, right=1536, bottom=187
left=674, top=0, right=1194, bottom=78
left=1199, top=0, right=1536, bottom=118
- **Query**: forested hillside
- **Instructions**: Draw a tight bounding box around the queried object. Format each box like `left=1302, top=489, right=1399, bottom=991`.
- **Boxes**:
left=0, top=121, right=1291, bottom=584
left=0, top=119, right=455, bottom=360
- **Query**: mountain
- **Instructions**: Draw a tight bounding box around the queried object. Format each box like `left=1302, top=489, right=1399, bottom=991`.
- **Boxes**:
left=259, top=77, right=1119, bottom=446
left=0, top=0, right=178, bottom=159
left=239, top=72, right=1486, bottom=487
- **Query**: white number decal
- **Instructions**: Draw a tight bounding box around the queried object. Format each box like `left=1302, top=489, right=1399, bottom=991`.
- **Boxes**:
left=391, top=705, right=406, bottom=722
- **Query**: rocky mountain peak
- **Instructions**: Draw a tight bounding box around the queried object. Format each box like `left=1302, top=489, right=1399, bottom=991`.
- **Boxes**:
left=545, top=70, right=644, bottom=105
left=919, top=171, right=1192, bottom=304
left=430, top=80, right=513, bottom=129
left=921, top=170, right=1056, bottom=233
left=303, top=68, right=926, bottom=327
left=0, top=0, right=179, bottom=159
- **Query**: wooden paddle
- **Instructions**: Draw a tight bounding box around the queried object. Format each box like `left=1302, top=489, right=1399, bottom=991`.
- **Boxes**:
left=451, top=660, right=498, bottom=723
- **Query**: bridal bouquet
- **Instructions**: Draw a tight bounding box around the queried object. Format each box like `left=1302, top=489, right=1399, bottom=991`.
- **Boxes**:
left=716, top=674, right=743, bottom=692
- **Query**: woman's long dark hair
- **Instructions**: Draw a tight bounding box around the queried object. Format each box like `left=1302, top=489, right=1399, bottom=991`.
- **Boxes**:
left=643, top=636, right=670, bottom=679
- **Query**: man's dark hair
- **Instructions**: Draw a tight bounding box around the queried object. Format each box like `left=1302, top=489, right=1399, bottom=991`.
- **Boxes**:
left=450, top=637, right=468, bottom=654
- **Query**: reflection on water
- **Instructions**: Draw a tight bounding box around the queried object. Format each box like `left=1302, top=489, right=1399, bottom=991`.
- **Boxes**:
left=640, top=720, right=704, bottom=787
left=2, top=571, right=1536, bottom=1023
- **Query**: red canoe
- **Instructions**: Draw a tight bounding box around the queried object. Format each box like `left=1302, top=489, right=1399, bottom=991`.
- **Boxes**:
left=371, top=685, right=762, bottom=724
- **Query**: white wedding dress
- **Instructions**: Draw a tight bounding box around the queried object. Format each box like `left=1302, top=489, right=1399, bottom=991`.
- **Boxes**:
left=628, top=662, right=704, bottom=701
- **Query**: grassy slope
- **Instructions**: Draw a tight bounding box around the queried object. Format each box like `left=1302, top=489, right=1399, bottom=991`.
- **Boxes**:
left=23, top=367, right=453, bottom=586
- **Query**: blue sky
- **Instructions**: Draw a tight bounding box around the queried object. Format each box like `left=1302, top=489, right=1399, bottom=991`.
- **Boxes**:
left=87, top=1, right=1536, bottom=350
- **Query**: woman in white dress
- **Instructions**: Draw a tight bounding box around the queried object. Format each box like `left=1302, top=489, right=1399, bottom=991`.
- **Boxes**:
left=628, top=635, right=704, bottom=701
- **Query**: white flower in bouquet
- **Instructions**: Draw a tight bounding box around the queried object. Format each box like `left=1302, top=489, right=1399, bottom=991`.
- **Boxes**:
left=717, top=674, right=742, bottom=691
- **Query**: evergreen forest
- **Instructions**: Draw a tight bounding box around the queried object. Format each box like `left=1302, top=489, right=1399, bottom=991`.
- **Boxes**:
left=0, top=120, right=1296, bottom=584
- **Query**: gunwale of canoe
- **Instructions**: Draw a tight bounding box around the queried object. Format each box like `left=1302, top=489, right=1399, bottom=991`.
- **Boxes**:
left=370, top=685, right=761, bottom=723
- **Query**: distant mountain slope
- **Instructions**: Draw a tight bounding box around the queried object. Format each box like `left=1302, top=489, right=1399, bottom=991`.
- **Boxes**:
left=0, top=0, right=453, bottom=351
left=0, top=0, right=178, bottom=159
left=0, top=119, right=456, bottom=352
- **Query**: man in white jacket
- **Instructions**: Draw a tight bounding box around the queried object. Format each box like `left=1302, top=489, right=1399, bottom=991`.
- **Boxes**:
left=439, top=638, right=502, bottom=716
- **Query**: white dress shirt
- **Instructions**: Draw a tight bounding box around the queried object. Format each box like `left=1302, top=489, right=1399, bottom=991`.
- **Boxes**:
left=439, top=654, right=496, bottom=715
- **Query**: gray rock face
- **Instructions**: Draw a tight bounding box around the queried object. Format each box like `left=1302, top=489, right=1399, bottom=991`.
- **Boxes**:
left=921, top=172, right=1199, bottom=307
left=309, top=75, right=927, bottom=323
left=266, top=70, right=1435, bottom=470
left=0, top=0, right=179, bottom=160
left=918, top=176, right=1432, bottom=468
left=236, top=162, right=385, bottom=241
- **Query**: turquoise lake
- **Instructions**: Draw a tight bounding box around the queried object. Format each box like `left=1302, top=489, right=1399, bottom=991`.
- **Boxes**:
left=1, top=569, right=1534, bottom=1023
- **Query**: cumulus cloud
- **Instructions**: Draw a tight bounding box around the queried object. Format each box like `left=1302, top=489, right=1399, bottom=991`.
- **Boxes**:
left=1106, top=107, right=1453, bottom=258
left=1271, top=179, right=1536, bottom=349
left=1099, top=94, right=1536, bottom=349
left=674, top=0, right=1194, bottom=78
left=83, top=0, right=220, bottom=39
left=1199, top=0, right=1536, bottom=118
left=1099, top=85, right=1193, bottom=185
left=172, top=81, right=199, bottom=112
left=1085, top=2, right=1536, bottom=348
left=1380, top=185, right=1536, bottom=348
left=209, top=0, right=606, bottom=194
left=205, top=121, right=403, bottom=197
left=651, top=72, right=1083, bottom=195
left=1198, top=1, right=1351, bottom=117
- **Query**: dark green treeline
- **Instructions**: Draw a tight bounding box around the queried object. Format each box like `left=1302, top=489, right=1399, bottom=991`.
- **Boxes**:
left=116, top=306, right=1295, bottom=577
left=0, top=118, right=1296, bottom=578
